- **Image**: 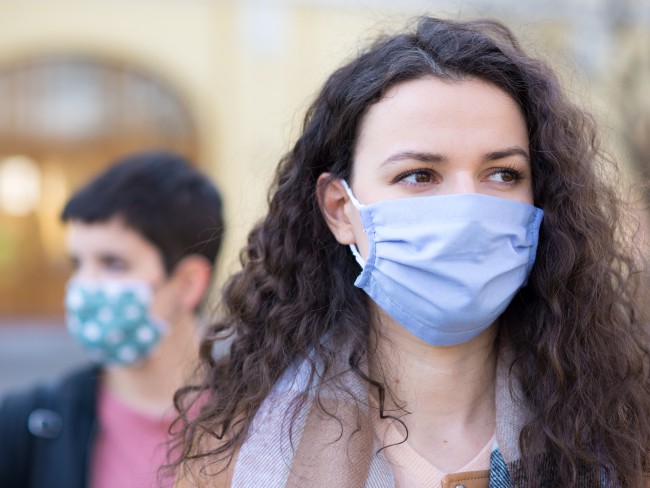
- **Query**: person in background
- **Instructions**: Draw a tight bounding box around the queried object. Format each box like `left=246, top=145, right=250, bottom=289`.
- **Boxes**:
left=172, top=17, right=650, bottom=488
left=0, top=151, right=224, bottom=488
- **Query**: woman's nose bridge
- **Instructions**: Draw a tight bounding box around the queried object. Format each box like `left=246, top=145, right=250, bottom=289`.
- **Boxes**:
left=447, top=172, right=479, bottom=194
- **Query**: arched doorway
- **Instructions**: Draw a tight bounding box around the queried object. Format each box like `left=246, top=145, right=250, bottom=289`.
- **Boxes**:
left=0, top=56, right=200, bottom=317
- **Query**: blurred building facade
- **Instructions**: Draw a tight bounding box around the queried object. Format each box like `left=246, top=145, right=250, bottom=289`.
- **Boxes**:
left=0, top=0, right=648, bottom=321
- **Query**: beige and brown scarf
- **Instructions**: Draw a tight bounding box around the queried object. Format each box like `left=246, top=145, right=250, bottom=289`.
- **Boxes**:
left=230, top=344, right=528, bottom=488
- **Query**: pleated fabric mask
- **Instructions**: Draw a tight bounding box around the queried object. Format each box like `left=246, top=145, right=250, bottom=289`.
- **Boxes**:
left=342, top=180, right=544, bottom=346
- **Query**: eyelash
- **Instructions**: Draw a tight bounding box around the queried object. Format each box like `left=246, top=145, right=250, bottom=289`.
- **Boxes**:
left=392, top=168, right=438, bottom=184
left=490, top=165, right=527, bottom=183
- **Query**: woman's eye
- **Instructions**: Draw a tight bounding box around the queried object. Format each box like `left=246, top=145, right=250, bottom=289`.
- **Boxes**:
left=400, top=170, right=434, bottom=184
left=487, top=169, right=523, bottom=184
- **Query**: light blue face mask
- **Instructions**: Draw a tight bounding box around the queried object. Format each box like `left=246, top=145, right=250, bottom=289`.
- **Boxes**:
left=65, top=280, right=167, bottom=365
left=341, top=180, right=544, bottom=346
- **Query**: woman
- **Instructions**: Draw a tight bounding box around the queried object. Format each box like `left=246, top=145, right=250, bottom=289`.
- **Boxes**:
left=172, top=17, right=650, bottom=487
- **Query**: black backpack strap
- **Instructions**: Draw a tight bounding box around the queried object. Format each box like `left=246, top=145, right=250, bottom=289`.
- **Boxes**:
left=0, top=381, right=59, bottom=486
left=0, top=366, right=99, bottom=488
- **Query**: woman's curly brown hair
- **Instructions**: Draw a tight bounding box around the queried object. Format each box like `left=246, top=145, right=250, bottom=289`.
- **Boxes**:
left=171, top=17, right=650, bottom=487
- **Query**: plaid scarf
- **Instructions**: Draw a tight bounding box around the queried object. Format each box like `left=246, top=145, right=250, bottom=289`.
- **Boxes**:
left=231, top=341, right=537, bottom=488
left=225, top=328, right=616, bottom=488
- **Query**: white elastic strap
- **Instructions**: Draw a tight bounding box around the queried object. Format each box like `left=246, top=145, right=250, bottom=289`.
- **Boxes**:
left=340, top=179, right=364, bottom=209
left=340, top=180, right=366, bottom=269
left=349, top=244, right=366, bottom=269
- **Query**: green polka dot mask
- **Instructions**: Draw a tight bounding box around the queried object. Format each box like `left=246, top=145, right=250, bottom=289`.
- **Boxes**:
left=65, top=280, right=167, bottom=365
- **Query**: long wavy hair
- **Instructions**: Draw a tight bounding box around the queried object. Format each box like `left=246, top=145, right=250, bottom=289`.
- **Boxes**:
left=172, top=17, right=650, bottom=487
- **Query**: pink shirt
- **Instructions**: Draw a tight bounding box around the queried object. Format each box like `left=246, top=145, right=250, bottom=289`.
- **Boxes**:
left=91, top=386, right=176, bottom=488
left=378, top=420, right=494, bottom=488
left=370, top=396, right=494, bottom=488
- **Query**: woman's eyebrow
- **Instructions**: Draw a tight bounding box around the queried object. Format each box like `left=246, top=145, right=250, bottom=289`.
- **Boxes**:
left=380, top=147, right=530, bottom=168
left=380, top=150, right=446, bottom=168
left=484, top=146, right=530, bottom=163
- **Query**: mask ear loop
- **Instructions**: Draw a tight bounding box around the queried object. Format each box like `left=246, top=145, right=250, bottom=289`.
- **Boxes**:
left=340, top=179, right=366, bottom=269
left=349, top=244, right=366, bottom=269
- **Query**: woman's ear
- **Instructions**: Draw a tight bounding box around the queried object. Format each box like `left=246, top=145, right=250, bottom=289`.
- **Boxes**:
left=170, top=255, right=213, bottom=312
left=316, top=173, right=358, bottom=245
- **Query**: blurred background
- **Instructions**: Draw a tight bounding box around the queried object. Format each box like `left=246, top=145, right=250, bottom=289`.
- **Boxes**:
left=0, top=0, right=649, bottom=398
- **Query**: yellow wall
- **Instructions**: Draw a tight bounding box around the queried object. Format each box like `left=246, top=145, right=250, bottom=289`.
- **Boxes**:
left=0, top=2, right=412, bottom=289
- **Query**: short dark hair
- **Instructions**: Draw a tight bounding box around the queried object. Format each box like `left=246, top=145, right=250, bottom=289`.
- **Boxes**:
left=62, top=151, right=224, bottom=273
